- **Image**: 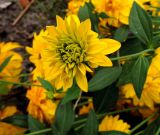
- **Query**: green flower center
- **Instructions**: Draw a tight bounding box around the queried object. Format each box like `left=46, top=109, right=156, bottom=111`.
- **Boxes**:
left=57, top=38, right=85, bottom=65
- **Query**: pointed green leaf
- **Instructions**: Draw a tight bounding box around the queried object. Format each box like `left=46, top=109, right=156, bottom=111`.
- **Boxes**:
left=61, top=84, right=80, bottom=105
left=81, top=110, right=98, bottom=135
left=3, top=114, right=28, bottom=128
left=93, top=85, right=118, bottom=113
left=131, top=56, right=149, bottom=98
left=78, top=3, right=89, bottom=21
left=28, top=115, right=45, bottom=133
left=143, top=116, right=160, bottom=135
left=129, top=2, right=153, bottom=46
left=54, top=102, right=74, bottom=135
left=0, top=55, right=12, bottom=72
left=114, top=25, right=129, bottom=42
left=38, top=77, right=55, bottom=92
left=89, top=67, right=122, bottom=92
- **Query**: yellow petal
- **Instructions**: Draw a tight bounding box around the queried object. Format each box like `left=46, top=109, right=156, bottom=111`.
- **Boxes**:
left=0, top=122, right=26, bottom=135
left=100, top=39, right=121, bottom=55
left=1, top=42, right=21, bottom=53
left=76, top=69, right=88, bottom=92
left=89, top=55, right=113, bottom=67
left=78, top=63, right=86, bottom=75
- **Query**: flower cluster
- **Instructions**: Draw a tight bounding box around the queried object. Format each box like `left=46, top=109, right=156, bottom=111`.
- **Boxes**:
left=1, top=0, right=160, bottom=134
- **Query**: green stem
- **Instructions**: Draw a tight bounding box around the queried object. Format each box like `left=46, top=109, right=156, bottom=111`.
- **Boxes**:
left=0, top=80, right=42, bottom=87
left=25, top=128, right=52, bottom=135
left=74, top=107, right=144, bottom=131
left=155, top=127, right=160, bottom=135
left=110, top=49, right=154, bottom=61
left=130, top=112, right=157, bottom=134
left=77, top=101, right=91, bottom=107
left=133, top=130, right=144, bottom=135
left=25, top=107, right=146, bottom=135
left=74, top=106, right=146, bottom=129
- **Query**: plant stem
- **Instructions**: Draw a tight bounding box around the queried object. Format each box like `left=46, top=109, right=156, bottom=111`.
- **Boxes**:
left=133, top=130, right=144, bottom=135
left=155, top=127, right=160, bottom=135
left=25, top=107, right=146, bottom=135
left=74, top=106, right=146, bottom=128
left=77, top=101, right=91, bottom=107
left=110, top=49, right=154, bottom=61
left=25, top=128, right=52, bottom=135
left=0, top=80, right=42, bottom=87
left=73, top=91, right=82, bottom=111
left=130, top=112, right=158, bottom=134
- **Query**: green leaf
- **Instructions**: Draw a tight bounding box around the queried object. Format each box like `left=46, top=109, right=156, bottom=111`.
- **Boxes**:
left=89, top=67, right=122, bottom=92
left=143, top=116, right=160, bottom=135
left=54, top=102, right=75, bottom=135
left=100, top=131, right=128, bottom=135
left=0, top=82, right=9, bottom=95
left=131, top=56, right=149, bottom=98
left=61, top=84, right=80, bottom=105
left=3, top=114, right=28, bottom=128
left=0, top=55, right=12, bottom=72
left=81, top=110, right=98, bottom=135
left=117, top=61, right=134, bottom=86
left=78, top=2, right=99, bottom=32
left=28, top=115, right=45, bottom=133
left=78, top=3, right=89, bottom=21
left=93, top=85, right=118, bottom=113
left=129, top=2, right=153, bottom=46
left=114, top=25, right=129, bottom=42
left=38, top=77, right=55, bottom=92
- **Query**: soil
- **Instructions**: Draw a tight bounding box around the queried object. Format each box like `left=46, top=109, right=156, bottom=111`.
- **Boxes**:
left=0, top=0, right=68, bottom=46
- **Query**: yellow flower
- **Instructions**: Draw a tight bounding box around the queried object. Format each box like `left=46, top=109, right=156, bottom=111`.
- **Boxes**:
left=79, top=102, right=93, bottom=115
left=99, top=115, right=130, bottom=133
left=150, top=0, right=160, bottom=16
left=0, top=106, right=19, bottom=120
left=93, top=0, right=145, bottom=27
left=0, top=122, right=26, bottom=135
left=120, top=48, right=160, bottom=109
left=26, top=82, right=58, bottom=124
left=26, top=30, right=48, bottom=80
left=67, top=0, right=89, bottom=15
left=42, top=15, right=121, bottom=92
left=0, top=42, right=23, bottom=84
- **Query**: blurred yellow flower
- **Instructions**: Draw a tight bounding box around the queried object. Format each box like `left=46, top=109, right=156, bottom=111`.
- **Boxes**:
left=93, top=0, right=134, bottom=27
left=0, top=42, right=23, bottom=84
left=93, top=0, right=145, bottom=27
left=0, top=106, right=19, bottom=120
left=99, top=115, right=130, bottom=133
left=150, top=0, right=160, bottom=16
left=26, top=82, right=59, bottom=124
left=139, top=107, right=158, bottom=122
left=26, top=30, right=48, bottom=80
left=0, top=122, right=26, bottom=135
left=120, top=48, right=160, bottom=109
left=79, top=102, right=93, bottom=115
left=67, top=0, right=89, bottom=15
left=42, top=15, right=121, bottom=92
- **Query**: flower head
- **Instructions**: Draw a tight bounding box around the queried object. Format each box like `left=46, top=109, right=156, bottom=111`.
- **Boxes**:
left=99, top=115, right=130, bottom=133
left=26, top=82, right=58, bottom=124
left=0, top=42, right=23, bottom=84
left=42, top=15, right=121, bottom=92
left=67, top=0, right=89, bottom=15
left=120, top=48, right=160, bottom=109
